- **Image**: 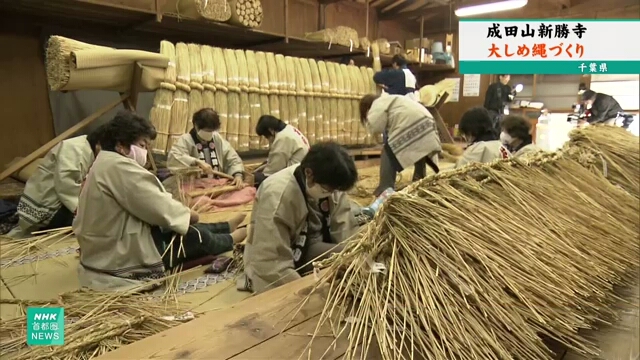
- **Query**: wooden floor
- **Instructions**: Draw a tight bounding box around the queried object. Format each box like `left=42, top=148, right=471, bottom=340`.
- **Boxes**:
left=96, top=272, right=640, bottom=360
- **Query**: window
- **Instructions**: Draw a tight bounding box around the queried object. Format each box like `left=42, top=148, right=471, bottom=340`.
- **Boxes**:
left=590, top=74, right=639, bottom=110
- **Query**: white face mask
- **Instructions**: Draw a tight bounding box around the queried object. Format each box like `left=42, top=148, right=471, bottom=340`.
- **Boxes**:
left=197, top=130, right=214, bottom=142
left=499, top=132, right=513, bottom=145
left=306, top=184, right=333, bottom=199
left=128, top=145, right=148, bottom=167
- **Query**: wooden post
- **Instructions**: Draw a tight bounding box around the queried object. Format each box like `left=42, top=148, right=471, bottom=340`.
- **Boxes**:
left=0, top=96, right=127, bottom=182
left=154, top=0, right=163, bottom=22
left=317, top=3, right=325, bottom=30
left=426, top=93, right=455, bottom=144
left=122, top=62, right=157, bottom=173
left=419, top=15, right=424, bottom=67
left=365, top=0, right=370, bottom=38
left=532, top=74, right=538, bottom=99
left=284, top=0, right=289, bottom=43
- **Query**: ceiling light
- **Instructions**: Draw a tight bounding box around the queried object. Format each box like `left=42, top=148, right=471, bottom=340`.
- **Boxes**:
left=455, top=0, right=528, bottom=17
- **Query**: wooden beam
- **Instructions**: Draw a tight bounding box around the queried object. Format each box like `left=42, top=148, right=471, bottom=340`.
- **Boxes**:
left=365, top=0, right=370, bottom=38
left=317, top=0, right=343, bottom=4
left=396, top=4, right=448, bottom=20
left=381, top=0, right=409, bottom=12
left=370, top=0, right=389, bottom=7
left=284, top=0, right=289, bottom=42
left=0, top=96, right=126, bottom=182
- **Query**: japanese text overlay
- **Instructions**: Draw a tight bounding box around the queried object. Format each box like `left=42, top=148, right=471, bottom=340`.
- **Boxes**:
left=459, top=20, right=640, bottom=74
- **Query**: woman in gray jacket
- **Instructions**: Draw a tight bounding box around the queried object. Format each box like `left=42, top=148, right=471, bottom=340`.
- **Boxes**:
left=360, top=94, right=442, bottom=196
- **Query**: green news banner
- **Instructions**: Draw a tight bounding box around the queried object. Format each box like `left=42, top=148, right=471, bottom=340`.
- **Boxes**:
left=27, top=307, right=65, bottom=346
left=458, top=19, right=640, bottom=74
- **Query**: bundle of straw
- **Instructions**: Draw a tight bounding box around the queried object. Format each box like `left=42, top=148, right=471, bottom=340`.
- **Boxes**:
left=45, top=36, right=112, bottom=90
left=565, top=126, right=640, bottom=198
left=259, top=94, right=271, bottom=149
left=248, top=93, right=262, bottom=149
left=238, top=92, right=251, bottom=151
left=300, top=57, right=314, bottom=95
left=288, top=96, right=299, bottom=128
left=279, top=93, right=290, bottom=124
left=329, top=97, right=338, bottom=142
left=215, top=90, right=229, bottom=139
left=265, top=52, right=279, bottom=94
left=212, top=47, right=228, bottom=92
left=317, top=61, right=330, bottom=94
left=227, top=92, right=240, bottom=148
left=371, top=41, right=382, bottom=72
left=305, top=27, right=337, bottom=43
left=1, top=282, right=191, bottom=360
left=175, top=0, right=231, bottom=21
left=308, top=59, right=322, bottom=95
left=326, top=61, right=338, bottom=97
left=224, top=48, right=241, bottom=93
left=245, top=50, right=260, bottom=93
left=234, top=49, right=249, bottom=92
left=275, top=54, right=287, bottom=94
left=175, top=43, right=191, bottom=86
left=359, top=37, right=371, bottom=51
left=306, top=97, right=316, bottom=144
left=339, top=64, right=352, bottom=98
left=296, top=96, right=307, bottom=135
left=149, top=83, right=176, bottom=154
left=284, top=56, right=297, bottom=95
left=228, top=0, right=263, bottom=28
left=167, top=87, right=190, bottom=151
left=375, top=38, right=391, bottom=55
left=269, top=94, right=280, bottom=118
left=200, top=45, right=216, bottom=88
left=336, top=98, right=347, bottom=144
left=255, top=51, right=270, bottom=94
left=187, top=43, right=203, bottom=88
left=316, top=98, right=325, bottom=142
left=304, top=151, right=640, bottom=360
left=202, top=87, right=215, bottom=108
left=160, top=40, right=177, bottom=84
left=293, top=58, right=306, bottom=96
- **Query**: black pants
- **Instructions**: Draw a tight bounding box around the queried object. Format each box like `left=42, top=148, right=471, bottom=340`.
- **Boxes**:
left=374, top=145, right=439, bottom=196
left=151, top=222, right=233, bottom=270
left=41, top=206, right=75, bottom=231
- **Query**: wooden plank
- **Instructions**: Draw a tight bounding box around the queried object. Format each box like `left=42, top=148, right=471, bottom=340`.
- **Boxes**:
left=0, top=95, right=126, bottom=182
left=95, top=273, right=328, bottom=360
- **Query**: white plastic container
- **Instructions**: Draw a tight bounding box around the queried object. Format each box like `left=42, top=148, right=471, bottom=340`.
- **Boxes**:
left=536, top=113, right=576, bottom=151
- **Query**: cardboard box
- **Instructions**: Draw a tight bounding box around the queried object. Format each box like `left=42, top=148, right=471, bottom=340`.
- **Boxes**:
left=405, top=38, right=431, bottom=50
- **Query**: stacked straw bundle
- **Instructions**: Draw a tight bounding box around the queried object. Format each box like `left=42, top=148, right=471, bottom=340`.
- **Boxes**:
left=228, top=0, right=263, bottom=27
left=174, top=0, right=232, bottom=22
left=304, top=148, right=640, bottom=360
left=45, top=36, right=168, bottom=92
left=149, top=40, right=177, bottom=154
left=564, top=125, right=640, bottom=198
left=305, top=26, right=360, bottom=49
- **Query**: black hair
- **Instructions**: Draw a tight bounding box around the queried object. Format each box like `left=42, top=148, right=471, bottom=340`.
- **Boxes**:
left=86, top=124, right=106, bottom=152
left=300, top=142, right=358, bottom=192
left=581, top=90, right=596, bottom=101
left=359, top=94, right=380, bottom=124
left=391, top=55, right=407, bottom=67
left=498, top=74, right=510, bottom=78
left=193, top=108, right=221, bottom=131
left=340, top=56, right=352, bottom=65
left=458, top=107, right=498, bottom=142
left=100, top=110, right=157, bottom=152
left=255, top=115, right=286, bottom=138
left=501, top=115, right=532, bottom=143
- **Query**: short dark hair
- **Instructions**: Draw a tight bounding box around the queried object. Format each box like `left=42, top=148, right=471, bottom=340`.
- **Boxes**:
left=498, top=74, right=510, bottom=78
left=501, top=115, right=532, bottom=142
left=340, top=56, right=352, bottom=65
left=359, top=94, right=380, bottom=125
left=255, top=115, right=286, bottom=138
left=86, top=124, right=106, bottom=151
left=300, top=142, right=358, bottom=192
left=581, top=90, right=596, bottom=101
left=459, top=107, right=497, bottom=140
left=193, top=108, right=221, bottom=131
left=391, top=55, right=407, bottom=67
left=100, top=110, right=157, bottom=152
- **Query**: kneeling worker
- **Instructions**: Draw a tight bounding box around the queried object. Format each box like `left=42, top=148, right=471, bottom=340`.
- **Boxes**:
left=253, top=115, right=310, bottom=188
left=167, top=108, right=245, bottom=188
left=239, top=142, right=359, bottom=293
left=10, top=125, right=105, bottom=238
left=500, top=115, right=542, bottom=158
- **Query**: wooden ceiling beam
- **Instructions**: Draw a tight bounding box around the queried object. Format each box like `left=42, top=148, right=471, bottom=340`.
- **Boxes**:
left=317, top=0, right=343, bottom=4
left=381, top=0, right=411, bottom=13
left=381, top=3, right=449, bottom=20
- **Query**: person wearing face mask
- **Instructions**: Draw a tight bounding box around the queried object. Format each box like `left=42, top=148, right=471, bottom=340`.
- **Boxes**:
left=8, top=124, right=107, bottom=239
left=167, top=108, right=245, bottom=189
left=581, top=90, right=624, bottom=125
left=500, top=115, right=542, bottom=158
left=359, top=94, right=442, bottom=197
left=73, top=111, right=248, bottom=291
left=238, top=142, right=359, bottom=294
left=252, top=115, right=310, bottom=188
left=455, top=107, right=509, bottom=168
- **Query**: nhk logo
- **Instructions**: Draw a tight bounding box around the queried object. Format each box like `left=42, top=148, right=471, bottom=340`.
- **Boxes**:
left=26, top=307, right=64, bottom=346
